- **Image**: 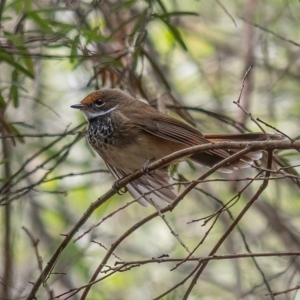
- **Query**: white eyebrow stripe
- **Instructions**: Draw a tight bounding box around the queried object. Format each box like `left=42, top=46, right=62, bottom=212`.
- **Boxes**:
left=83, top=106, right=117, bottom=119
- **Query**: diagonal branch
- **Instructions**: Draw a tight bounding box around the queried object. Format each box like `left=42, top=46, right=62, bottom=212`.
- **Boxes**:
left=26, top=139, right=299, bottom=299
left=79, top=147, right=254, bottom=300
left=182, top=151, right=274, bottom=299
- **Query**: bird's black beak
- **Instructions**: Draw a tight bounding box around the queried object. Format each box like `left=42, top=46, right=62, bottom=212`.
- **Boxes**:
left=71, top=104, right=84, bottom=110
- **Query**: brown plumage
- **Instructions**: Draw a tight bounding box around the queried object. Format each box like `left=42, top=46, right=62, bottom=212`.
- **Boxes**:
left=71, top=88, right=282, bottom=208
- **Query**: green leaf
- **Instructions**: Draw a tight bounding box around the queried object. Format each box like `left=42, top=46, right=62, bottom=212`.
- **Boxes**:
left=0, top=50, right=34, bottom=79
left=27, top=11, right=54, bottom=33
left=80, top=27, right=105, bottom=43
left=4, top=32, right=21, bottom=44
left=70, top=35, right=80, bottom=63
left=154, top=11, right=199, bottom=18
left=142, top=48, right=171, bottom=91
left=169, top=164, right=178, bottom=176
left=1, top=16, right=12, bottom=21
left=27, top=8, right=70, bottom=13
left=4, top=34, right=35, bottom=76
left=10, top=71, right=19, bottom=107
left=26, top=0, right=33, bottom=11
left=5, top=0, right=24, bottom=14
left=11, top=81, right=28, bottom=92
left=156, top=0, right=168, bottom=14
left=0, top=91, right=6, bottom=108
left=112, top=0, right=136, bottom=10
left=154, top=17, right=188, bottom=51
left=186, top=159, right=196, bottom=171
left=7, top=124, right=25, bottom=143
left=0, top=159, right=9, bottom=165
left=50, top=20, right=75, bottom=32
left=21, top=54, right=34, bottom=75
left=12, top=122, right=35, bottom=129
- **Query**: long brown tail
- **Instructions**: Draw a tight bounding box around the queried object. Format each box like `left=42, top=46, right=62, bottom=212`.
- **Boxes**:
left=203, top=132, right=283, bottom=142
left=191, top=133, right=283, bottom=173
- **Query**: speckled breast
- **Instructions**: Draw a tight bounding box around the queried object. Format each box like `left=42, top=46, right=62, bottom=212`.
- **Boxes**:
left=87, top=116, right=115, bottom=150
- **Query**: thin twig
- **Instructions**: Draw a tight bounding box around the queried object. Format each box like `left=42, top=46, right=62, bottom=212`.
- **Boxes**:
left=257, top=118, right=294, bottom=142
left=79, top=147, right=253, bottom=300
left=152, top=201, right=191, bottom=254
left=182, top=151, right=274, bottom=299
left=233, top=100, right=267, bottom=135
left=114, top=251, right=300, bottom=268
left=240, top=17, right=300, bottom=48
left=266, top=284, right=300, bottom=297
left=0, top=131, right=86, bottom=139
left=26, top=140, right=299, bottom=299
left=236, top=65, right=253, bottom=104
left=22, top=227, right=54, bottom=298
left=215, top=0, right=237, bottom=27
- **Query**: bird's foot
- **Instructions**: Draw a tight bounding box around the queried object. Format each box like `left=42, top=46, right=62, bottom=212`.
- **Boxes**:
left=112, top=180, right=127, bottom=195
left=142, top=160, right=155, bottom=175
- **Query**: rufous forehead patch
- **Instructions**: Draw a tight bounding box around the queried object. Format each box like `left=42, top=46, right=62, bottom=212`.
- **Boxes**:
left=81, top=91, right=102, bottom=105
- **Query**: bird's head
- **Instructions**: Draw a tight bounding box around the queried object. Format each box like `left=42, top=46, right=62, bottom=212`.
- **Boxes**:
left=71, top=88, right=135, bottom=120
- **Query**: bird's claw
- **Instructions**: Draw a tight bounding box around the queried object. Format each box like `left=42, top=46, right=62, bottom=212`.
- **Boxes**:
left=142, top=160, right=155, bottom=175
left=112, top=180, right=127, bottom=195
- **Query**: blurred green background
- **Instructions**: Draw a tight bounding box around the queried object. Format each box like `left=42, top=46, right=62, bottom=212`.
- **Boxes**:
left=1, top=0, right=300, bottom=299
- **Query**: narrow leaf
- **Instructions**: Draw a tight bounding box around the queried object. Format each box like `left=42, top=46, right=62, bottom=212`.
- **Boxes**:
left=0, top=91, right=6, bottom=108
left=27, top=8, right=70, bottom=13
left=154, top=11, right=199, bottom=18
left=27, top=11, right=54, bottom=33
left=155, top=17, right=188, bottom=51
left=7, top=124, right=25, bottom=143
left=0, top=50, right=34, bottom=78
left=156, top=0, right=168, bottom=14
left=10, top=71, right=19, bottom=108
left=70, top=35, right=80, bottom=63
left=50, top=20, right=74, bottom=32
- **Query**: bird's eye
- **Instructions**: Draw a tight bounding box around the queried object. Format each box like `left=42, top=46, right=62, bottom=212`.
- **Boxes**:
left=95, top=99, right=104, bottom=107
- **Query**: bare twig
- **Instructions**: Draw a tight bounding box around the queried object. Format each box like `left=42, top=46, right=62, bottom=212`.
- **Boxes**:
left=152, top=202, right=191, bottom=254
left=91, top=240, right=124, bottom=262
left=79, top=147, right=254, bottom=300
left=182, top=151, right=274, bottom=299
left=234, top=100, right=267, bottom=135
left=266, top=284, right=300, bottom=298
left=215, top=0, right=236, bottom=27
left=114, top=251, right=300, bottom=268
left=1, top=116, right=13, bottom=299
left=236, top=65, right=253, bottom=104
left=240, top=17, right=300, bottom=48
left=257, top=118, right=294, bottom=142
left=74, top=199, right=136, bottom=242
left=22, top=227, right=53, bottom=298
left=0, top=131, right=86, bottom=139
left=27, top=140, right=299, bottom=299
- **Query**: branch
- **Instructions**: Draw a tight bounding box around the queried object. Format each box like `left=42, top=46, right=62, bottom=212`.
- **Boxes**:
left=240, top=17, right=300, bottom=48
left=182, top=151, right=274, bottom=299
left=26, top=139, right=298, bottom=299
left=79, top=148, right=255, bottom=299
left=114, top=251, right=300, bottom=268
left=56, top=251, right=300, bottom=299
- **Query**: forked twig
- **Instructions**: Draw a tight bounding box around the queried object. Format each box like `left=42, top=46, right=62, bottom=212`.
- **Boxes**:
left=182, top=151, right=274, bottom=300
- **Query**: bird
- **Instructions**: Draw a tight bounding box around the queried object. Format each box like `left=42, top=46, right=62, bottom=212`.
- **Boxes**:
left=71, top=88, right=280, bottom=208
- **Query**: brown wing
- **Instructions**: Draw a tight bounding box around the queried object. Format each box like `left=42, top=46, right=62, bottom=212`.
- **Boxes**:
left=137, top=110, right=209, bottom=146
left=129, top=106, right=230, bottom=159
left=126, top=100, right=263, bottom=172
